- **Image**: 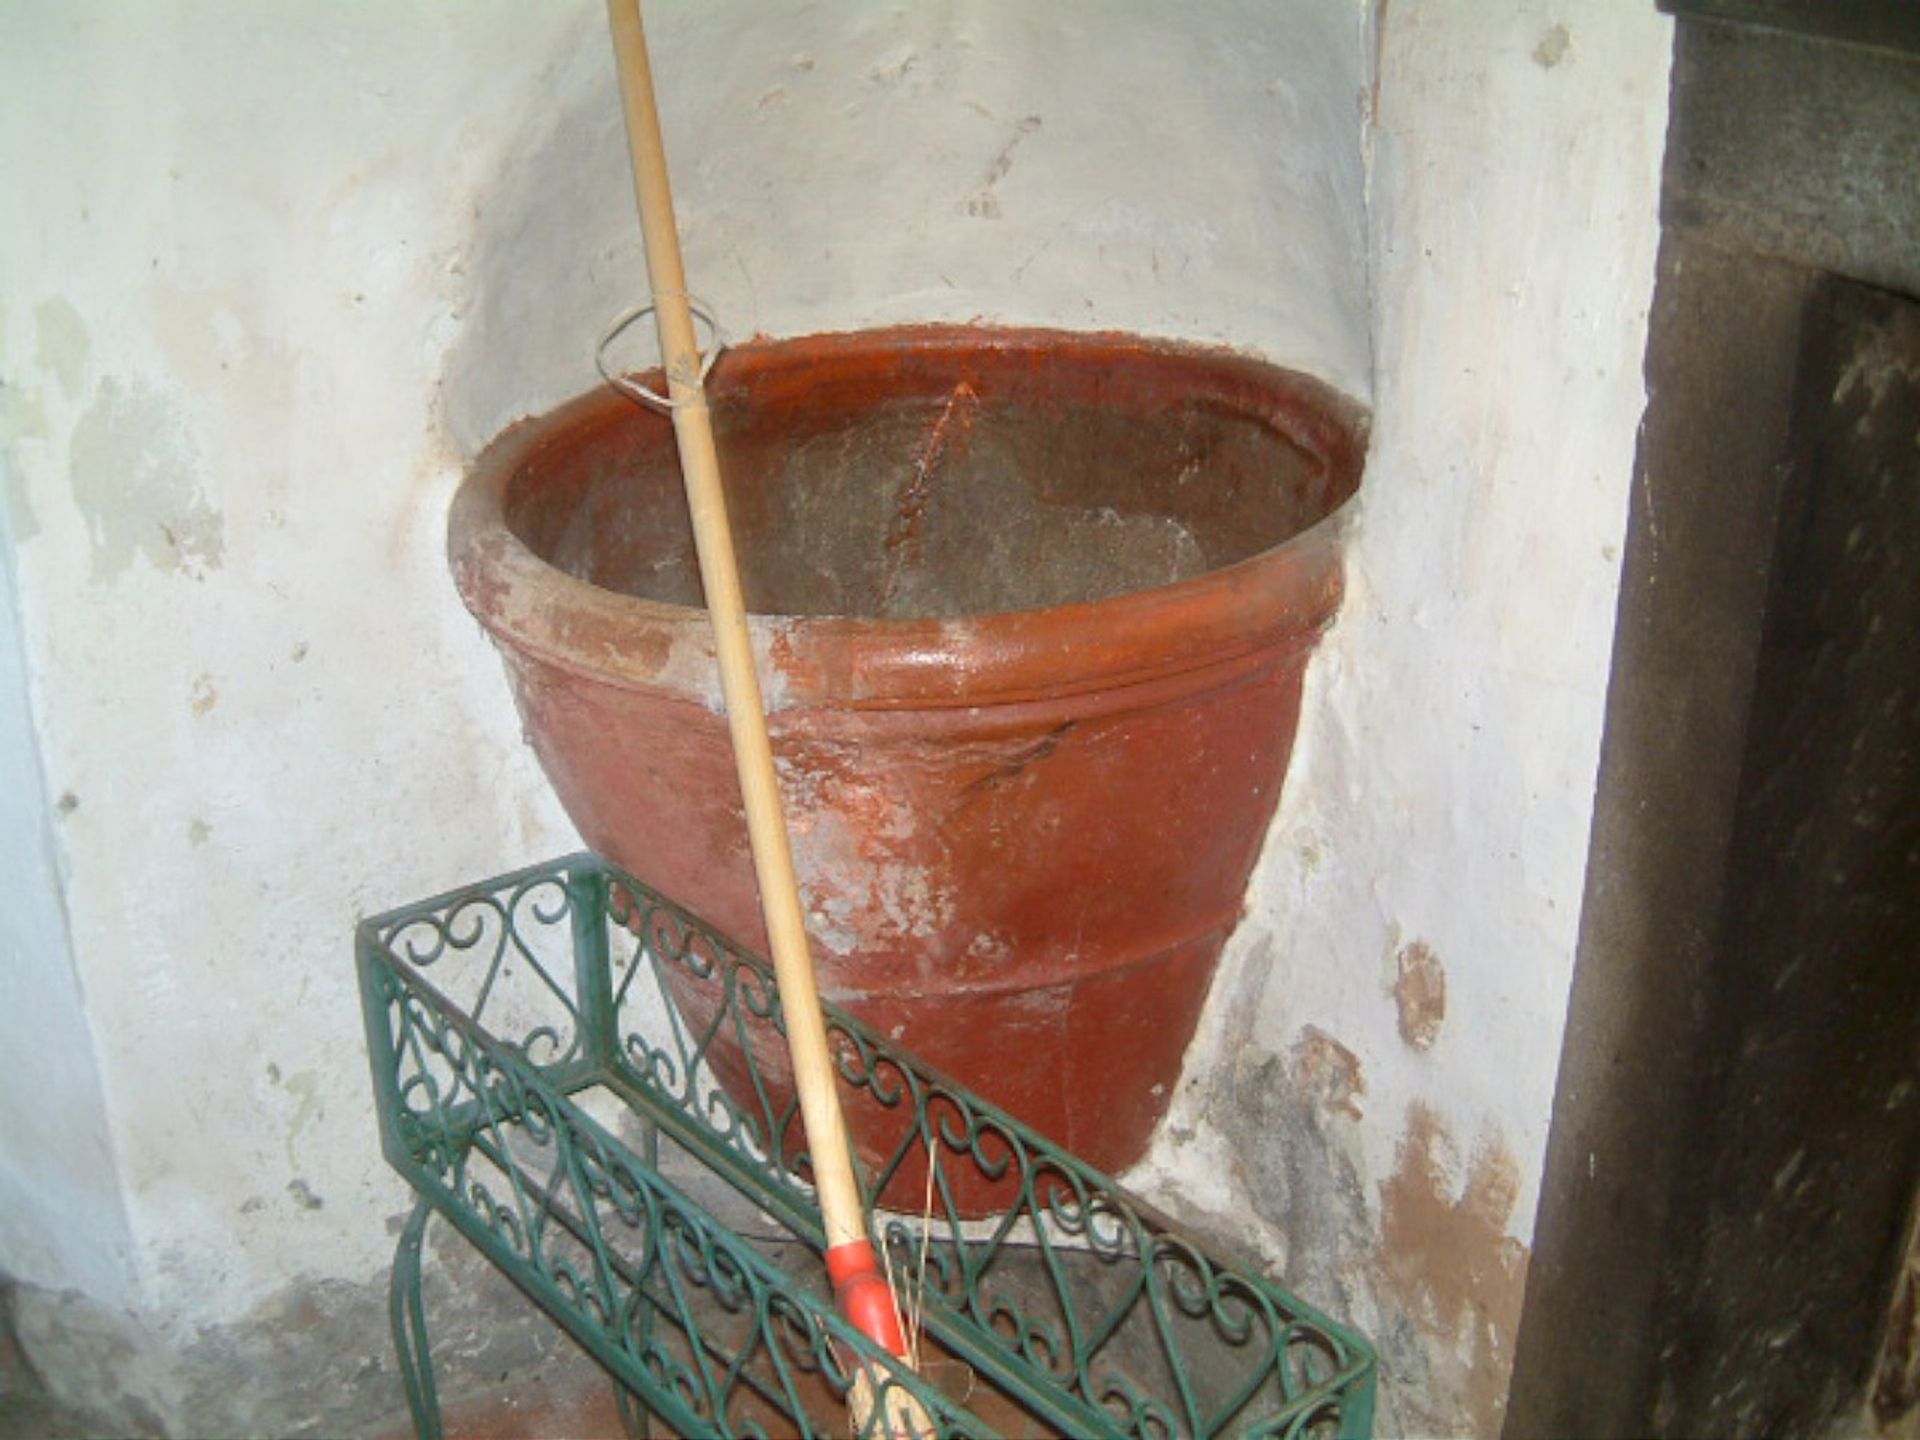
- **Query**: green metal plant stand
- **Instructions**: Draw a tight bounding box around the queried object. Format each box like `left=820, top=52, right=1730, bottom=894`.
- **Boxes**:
left=358, top=854, right=1376, bottom=1438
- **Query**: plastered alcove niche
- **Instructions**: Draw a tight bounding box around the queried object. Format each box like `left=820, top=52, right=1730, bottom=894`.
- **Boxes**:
left=442, top=0, right=1373, bottom=456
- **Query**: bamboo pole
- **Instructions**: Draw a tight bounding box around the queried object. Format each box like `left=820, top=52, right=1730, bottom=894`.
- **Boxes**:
left=601, top=4, right=927, bottom=1431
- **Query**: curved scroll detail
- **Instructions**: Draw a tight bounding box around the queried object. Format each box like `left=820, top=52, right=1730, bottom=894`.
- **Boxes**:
left=359, top=856, right=1375, bottom=1439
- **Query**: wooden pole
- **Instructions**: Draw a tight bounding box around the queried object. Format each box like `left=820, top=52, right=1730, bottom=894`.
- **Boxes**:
left=601, top=4, right=927, bottom=1429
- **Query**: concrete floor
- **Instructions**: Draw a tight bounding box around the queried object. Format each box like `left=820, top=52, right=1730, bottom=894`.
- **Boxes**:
left=0, top=1391, right=95, bottom=1440
left=0, top=1308, right=87, bottom=1440
left=0, top=1274, right=1048, bottom=1440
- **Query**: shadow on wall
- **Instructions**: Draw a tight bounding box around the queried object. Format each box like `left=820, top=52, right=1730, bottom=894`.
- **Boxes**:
left=441, top=21, right=641, bottom=458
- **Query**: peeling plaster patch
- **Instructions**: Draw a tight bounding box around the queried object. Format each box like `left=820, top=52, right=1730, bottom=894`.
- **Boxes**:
left=1, top=380, right=47, bottom=541
left=786, top=766, right=954, bottom=962
left=1379, top=1103, right=1530, bottom=1437
left=964, top=931, right=1012, bottom=965
left=285, top=1178, right=323, bottom=1212
left=279, top=1070, right=324, bottom=1172
left=962, top=114, right=1041, bottom=220
left=1191, top=1014, right=1533, bottom=1436
left=1295, top=831, right=1325, bottom=875
left=34, top=298, right=90, bottom=400
left=1204, top=944, right=1374, bottom=1319
left=1291, top=1024, right=1366, bottom=1121
left=866, top=45, right=917, bottom=88
left=1532, top=23, right=1571, bottom=70
left=189, top=673, right=218, bottom=716
left=1216, top=1049, right=1373, bottom=1328
left=1394, top=939, right=1447, bottom=1051
left=69, top=378, right=223, bottom=581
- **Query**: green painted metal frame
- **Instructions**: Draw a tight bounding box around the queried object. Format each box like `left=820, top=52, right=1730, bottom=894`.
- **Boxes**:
left=357, top=854, right=1377, bottom=1439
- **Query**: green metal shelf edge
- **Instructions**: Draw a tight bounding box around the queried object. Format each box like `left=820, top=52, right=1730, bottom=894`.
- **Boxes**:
left=357, top=852, right=1378, bottom=1440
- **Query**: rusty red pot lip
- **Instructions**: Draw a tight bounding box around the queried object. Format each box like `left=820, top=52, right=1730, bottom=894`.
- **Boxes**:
left=449, top=325, right=1368, bottom=712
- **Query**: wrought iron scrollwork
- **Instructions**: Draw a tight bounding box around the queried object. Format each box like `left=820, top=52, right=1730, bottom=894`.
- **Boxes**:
left=358, top=854, right=1375, bottom=1438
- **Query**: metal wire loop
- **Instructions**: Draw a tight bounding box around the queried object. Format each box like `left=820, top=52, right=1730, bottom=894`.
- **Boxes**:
left=595, top=294, right=729, bottom=413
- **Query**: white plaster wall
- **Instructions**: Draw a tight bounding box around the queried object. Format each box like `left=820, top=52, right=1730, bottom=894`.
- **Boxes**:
left=0, top=498, right=138, bottom=1307
left=0, top=0, right=1372, bottom=1425
left=0, top=1, right=587, bottom=1333
left=1139, top=4, right=1674, bottom=1433
left=0, top=1, right=1672, bottom=1432
left=1339, top=0, right=1672, bottom=1248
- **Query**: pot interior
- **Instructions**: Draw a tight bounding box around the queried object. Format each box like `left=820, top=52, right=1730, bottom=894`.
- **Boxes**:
left=503, top=333, right=1359, bottom=622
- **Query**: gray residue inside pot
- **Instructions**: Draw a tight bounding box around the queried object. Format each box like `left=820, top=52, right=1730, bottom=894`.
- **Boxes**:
left=536, top=387, right=1325, bottom=621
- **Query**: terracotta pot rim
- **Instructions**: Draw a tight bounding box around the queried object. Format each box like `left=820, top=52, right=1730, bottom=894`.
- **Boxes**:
left=449, top=325, right=1367, bottom=711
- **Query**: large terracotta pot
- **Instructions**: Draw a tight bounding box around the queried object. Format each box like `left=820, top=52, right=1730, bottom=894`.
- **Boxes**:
left=450, top=326, right=1365, bottom=1206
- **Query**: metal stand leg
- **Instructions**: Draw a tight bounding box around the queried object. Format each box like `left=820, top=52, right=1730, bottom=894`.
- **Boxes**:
left=613, top=1381, right=653, bottom=1440
left=609, top=1113, right=659, bottom=1440
left=390, top=1199, right=443, bottom=1440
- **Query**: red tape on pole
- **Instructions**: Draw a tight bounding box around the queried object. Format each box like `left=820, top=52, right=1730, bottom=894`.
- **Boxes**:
left=826, top=1239, right=909, bottom=1357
